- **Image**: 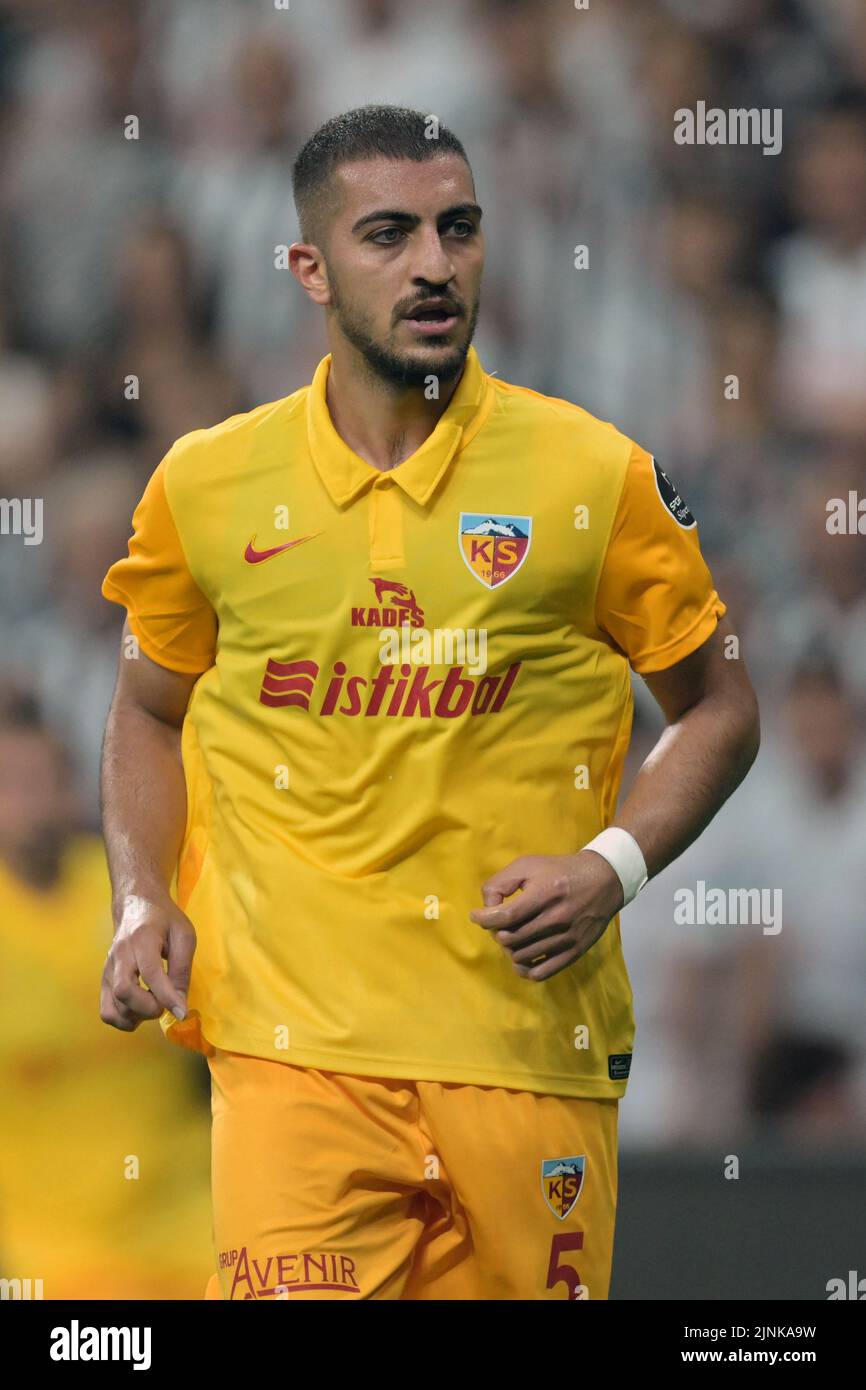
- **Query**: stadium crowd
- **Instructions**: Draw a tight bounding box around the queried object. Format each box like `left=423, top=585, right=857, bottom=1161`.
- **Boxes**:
left=0, top=1, right=864, bottom=1273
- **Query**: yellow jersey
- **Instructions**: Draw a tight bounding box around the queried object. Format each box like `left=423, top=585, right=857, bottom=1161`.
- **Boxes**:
left=102, top=347, right=724, bottom=1099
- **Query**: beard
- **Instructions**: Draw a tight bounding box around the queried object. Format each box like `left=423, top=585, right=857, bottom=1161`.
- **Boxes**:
left=329, top=275, right=480, bottom=389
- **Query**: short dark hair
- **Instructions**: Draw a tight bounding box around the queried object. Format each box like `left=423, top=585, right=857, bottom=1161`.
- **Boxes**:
left=292, top=105, right=472, bottom=246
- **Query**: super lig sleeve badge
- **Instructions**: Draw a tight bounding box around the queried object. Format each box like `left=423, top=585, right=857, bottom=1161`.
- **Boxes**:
left=651, top=458, right=696, bottom=529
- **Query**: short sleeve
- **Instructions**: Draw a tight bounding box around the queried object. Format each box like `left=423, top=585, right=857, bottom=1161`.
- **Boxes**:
left=595, top=443, right=726, bottom=674
left=102, top=454, right=217, bottom=675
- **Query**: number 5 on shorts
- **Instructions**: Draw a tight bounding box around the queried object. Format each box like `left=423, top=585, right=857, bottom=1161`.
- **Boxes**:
left=546, top=1232, right=588, bottom=1299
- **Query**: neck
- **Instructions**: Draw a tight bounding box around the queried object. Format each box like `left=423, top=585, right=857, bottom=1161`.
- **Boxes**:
left=324, top=339, right=465, bottom=472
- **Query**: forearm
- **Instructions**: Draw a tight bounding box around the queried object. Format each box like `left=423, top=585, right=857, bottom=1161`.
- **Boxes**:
left=612, top=688, right=760, bottom=881
left=101, top=698, right=188, bottom=911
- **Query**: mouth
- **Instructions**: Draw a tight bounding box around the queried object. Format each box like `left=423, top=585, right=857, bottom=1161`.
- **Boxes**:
left=402, top=301, right=460, bottom=337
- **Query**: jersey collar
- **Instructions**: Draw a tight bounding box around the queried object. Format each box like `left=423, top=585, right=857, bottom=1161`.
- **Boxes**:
left=306, top=345, right=494, bottom=508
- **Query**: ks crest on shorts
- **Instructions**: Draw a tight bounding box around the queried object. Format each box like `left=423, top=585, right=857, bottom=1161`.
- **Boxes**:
left=541, top=1156, right=586, bottom=1220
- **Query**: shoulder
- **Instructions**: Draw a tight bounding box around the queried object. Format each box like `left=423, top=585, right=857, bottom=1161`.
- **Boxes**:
left=162, top=387, right=309, bottom=498
left=488, top=371, right=638, bottom=469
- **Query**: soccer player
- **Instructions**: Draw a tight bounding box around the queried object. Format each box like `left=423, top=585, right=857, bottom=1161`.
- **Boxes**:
left=99, top=105, right=760, bottom=1301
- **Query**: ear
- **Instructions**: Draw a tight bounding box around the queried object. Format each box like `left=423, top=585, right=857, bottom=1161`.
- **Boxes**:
left=289, top=242, right=332, bottom=307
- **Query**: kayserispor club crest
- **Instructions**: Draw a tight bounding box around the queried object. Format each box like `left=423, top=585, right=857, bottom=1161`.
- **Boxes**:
left=458, top=512, right=532, bottom=589
left=541, top=1156, right=586, bottom=1219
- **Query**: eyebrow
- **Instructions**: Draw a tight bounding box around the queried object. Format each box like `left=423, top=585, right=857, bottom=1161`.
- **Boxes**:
left=350, top=202, right=483, bottom=235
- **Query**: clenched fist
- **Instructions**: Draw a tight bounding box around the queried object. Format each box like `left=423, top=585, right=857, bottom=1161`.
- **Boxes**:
left=100, top=893, right=196, bottom=1031
left=470, top=850, right=624, bottom=981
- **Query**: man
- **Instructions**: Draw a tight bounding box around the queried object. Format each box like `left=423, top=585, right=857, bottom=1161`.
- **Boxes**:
left=100, top=105, right=759, bottom=1301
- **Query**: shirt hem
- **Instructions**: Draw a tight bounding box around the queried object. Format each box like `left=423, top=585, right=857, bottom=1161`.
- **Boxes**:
left=101, top=583, right=211, bottom=675
left=164, top=1016, right=628, bottom=1100
left=630, top=593, right=726, bottom=675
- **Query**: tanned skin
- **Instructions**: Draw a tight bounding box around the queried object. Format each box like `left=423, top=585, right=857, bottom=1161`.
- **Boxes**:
left=100, top=153, right=759, bottom=1028
left=100, top=624, right=197, bottom=1029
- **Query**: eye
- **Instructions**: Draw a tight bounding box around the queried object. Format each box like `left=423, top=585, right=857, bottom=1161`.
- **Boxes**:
left=448, top=220, right=475, bottom=238
left=368, top=226, right=405, bottom=245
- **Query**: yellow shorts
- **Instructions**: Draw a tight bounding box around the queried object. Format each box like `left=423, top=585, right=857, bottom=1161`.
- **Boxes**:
left=206, top=1048, right=618, bottom=1301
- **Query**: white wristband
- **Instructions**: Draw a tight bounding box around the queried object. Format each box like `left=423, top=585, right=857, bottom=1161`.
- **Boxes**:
left=582, top=827, right=648, bottom=908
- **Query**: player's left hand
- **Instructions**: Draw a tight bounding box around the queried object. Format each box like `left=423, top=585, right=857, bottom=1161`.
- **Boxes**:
left=470, top=852, right=625, bottom=981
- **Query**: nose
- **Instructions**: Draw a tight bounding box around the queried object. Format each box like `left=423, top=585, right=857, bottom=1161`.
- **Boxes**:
left=410, top=226, right=457, bottom=287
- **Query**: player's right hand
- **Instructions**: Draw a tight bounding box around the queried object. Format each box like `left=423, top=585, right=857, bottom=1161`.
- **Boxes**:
left=100, top=893, right=196, bottom=1031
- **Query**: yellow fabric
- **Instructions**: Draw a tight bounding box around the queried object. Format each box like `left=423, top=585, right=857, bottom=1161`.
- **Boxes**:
left=595, top=447, right=723, bottom=674
left=102, top=347, right=725, bottom=1098
left=101, top=453, right=217, bottom=675
left=208, top=1048, right=618, bottom=1300
left=0, top=840, right=213, bottom=1299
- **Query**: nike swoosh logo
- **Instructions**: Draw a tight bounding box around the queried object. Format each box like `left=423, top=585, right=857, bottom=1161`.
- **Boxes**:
left=244, top=534, right=321, bottom=564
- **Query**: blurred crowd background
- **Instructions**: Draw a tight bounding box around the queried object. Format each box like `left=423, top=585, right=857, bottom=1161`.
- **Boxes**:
left=1, top=0, right=865, bottom=1297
